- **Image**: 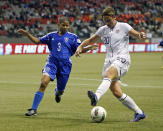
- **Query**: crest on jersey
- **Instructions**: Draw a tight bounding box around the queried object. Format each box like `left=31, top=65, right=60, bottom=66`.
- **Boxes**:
left=64, top=37, right=69, bottom=42
left=77, top=39, right=81, bottom=43
left=116, top=29, right=120, bottom=33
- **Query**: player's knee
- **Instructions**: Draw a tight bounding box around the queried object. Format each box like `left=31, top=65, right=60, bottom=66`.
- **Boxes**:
left=104, top=74, right=117, bottom=80
left=104, top=67, right=118, bottom=80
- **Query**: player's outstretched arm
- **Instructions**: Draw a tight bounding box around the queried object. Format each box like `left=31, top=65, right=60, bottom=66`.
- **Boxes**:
left=17, top=29, right=40, bottom=44
left=129, top=29, right=146, bottom=40
left=75, top=34, right=100, bottom=57
left=81, top=44, right=98, bottom=54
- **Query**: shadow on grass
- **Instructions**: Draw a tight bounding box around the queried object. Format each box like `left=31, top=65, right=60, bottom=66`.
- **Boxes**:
left=1, top=112, right=139, bottom=124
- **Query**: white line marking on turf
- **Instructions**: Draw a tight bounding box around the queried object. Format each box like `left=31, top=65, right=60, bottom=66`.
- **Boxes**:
left=0, top=80, right=39, bottom=85
left=70, top=77, right=101, bottom=81
left=0, top=77, right=162, bottom=88
left=71, top=77, right=128, bottom=87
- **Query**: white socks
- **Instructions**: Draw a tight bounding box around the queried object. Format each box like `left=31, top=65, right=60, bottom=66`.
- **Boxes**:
left=95, top=78, right=143, bottom=114
left=95, top=78, right=112, bottom=100
left=119, top=93, right=143, bottom=114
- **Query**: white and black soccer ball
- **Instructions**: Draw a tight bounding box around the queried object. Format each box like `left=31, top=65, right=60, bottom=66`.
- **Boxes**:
left=91, top=106, right=107, bottom=123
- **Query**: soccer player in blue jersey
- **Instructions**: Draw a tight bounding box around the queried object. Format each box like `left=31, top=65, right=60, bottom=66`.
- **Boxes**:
left=158, top=40, right=163, bottom=69
left=18, top=17, right=96, bottom=116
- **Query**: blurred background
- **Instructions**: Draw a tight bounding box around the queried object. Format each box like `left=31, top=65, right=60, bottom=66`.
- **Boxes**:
left=0, top=0, right=163, bottom=43
left=0, top=1, right=163, bottom=131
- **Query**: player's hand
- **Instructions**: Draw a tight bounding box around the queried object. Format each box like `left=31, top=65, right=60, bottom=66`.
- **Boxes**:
left=139, top=32, right=146, bottom=39
left=17, top=29, right=29, bottom=36
left=90, top=44, right=98, bottom=50
left=75, top=46, right=83, bottom=57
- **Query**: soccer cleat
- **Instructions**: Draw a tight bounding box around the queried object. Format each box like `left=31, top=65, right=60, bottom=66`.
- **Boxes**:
left=55, top=88, right=61, bottom=103
left=131, top=112, right=146, bottom=122
left=25, top=109, right=37, bottom=116
left=88, top=90, right=98, bottom=106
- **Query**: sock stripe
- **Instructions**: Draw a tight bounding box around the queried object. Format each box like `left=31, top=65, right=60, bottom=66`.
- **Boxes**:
left=119, top=94, right=127, bottom=101
left=103, top=78, right=112, bottom=82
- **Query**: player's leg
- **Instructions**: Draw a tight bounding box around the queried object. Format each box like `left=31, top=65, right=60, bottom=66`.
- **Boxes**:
left=55, top=74, right=64, bottom=103
left=25, top=75, right=51, bottom=116
left=88, top=66, right=118, bottom=106
left=25, top=59, right=57, bottom=116
left=54, top=61, right=72, bottom=103
left=31, top=75, right=51, bottom=109
left=54, top=74, right=70, bottom=103
left=110, top=81, right=146, bottom=122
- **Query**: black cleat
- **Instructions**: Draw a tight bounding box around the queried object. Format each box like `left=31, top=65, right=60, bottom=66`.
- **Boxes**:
left=88, top=90, right=98, bottom=106
left=55, top=88, right=61, bottom=103
left=55, top=94, right=61, bottom=103
left=25, top=109, right=37, bottom=116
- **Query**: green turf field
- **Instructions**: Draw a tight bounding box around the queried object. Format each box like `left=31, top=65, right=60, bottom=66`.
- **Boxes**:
left=0, top=53, right=163, bottom=131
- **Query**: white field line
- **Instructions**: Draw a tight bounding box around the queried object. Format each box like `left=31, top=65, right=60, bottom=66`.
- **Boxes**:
left=0, top=77, right=162, bottom=88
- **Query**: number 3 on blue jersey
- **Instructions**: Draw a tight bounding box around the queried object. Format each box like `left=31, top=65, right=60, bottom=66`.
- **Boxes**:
left=57, top=42, right=61, bottom=51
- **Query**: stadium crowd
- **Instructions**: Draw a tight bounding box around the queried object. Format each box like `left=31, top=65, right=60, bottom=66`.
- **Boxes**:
left=0, top=0, right=163, bottom=40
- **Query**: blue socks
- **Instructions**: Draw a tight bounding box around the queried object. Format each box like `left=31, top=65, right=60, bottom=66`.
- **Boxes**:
left=31, top=91, right=44, bottom=110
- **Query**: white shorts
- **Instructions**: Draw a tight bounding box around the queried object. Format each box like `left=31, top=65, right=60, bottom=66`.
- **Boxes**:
left=102, top=57, right=130, bottom=81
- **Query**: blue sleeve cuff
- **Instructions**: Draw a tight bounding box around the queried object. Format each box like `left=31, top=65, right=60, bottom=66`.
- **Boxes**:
left=158, top=40, right=163, bottom=47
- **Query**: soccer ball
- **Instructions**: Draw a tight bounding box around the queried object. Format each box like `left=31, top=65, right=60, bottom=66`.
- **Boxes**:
left=91, top=106, right=107, bottom=123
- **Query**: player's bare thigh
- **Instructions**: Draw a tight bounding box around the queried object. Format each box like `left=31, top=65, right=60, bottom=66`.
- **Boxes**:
left=103, top=66, right=118, bottom=80
left=103, top=58, right=130, bottom=82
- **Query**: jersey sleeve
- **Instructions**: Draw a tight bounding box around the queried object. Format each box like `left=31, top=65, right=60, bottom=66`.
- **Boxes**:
left=71, top=36, right=81, bottom=55
left=38, top=33, right=51, bottom=44
left=95, top=27, right=103, bottom=37
left=123, top=23, right=133, bottom=34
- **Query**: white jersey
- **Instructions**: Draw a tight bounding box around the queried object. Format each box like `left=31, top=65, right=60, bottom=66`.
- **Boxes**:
left=96, top=22, right=132, bottom=64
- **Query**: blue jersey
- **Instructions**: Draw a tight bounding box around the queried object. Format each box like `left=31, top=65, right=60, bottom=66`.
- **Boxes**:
left=39, top=31, right=81, bottom=91
left=158, top=40, right=163, bottom=47
left=39, top=31, right=81, bottom=60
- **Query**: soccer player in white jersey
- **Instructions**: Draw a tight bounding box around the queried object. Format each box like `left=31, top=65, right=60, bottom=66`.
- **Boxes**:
left=75, top=7, right=146, bottom=122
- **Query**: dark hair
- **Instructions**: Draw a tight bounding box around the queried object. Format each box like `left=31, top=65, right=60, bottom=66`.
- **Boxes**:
left=102, top=7, right=115, bottom=17
left=58, top=17, right=69, bottom=24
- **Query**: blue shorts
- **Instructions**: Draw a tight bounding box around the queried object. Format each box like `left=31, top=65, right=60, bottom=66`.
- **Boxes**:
left=42, top=56, right=72, bottom=91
